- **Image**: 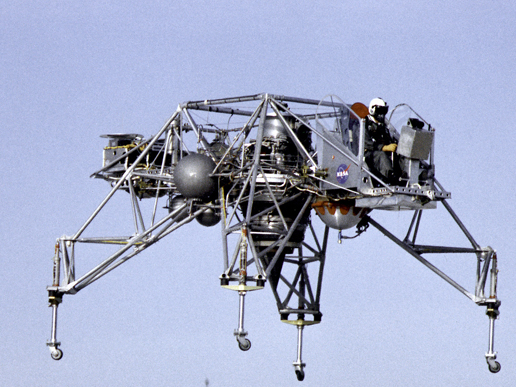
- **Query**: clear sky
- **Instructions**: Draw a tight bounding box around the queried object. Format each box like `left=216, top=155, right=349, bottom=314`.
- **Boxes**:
left=1, top=1, right=515, bottom=386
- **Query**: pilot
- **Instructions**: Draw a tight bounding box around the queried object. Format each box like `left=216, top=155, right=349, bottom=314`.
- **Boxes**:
left=364, top=98, right=400, bottom=185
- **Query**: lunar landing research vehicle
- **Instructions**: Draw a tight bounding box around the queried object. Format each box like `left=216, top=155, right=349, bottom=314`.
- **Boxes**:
left=47, top=93, right=501, bottom=381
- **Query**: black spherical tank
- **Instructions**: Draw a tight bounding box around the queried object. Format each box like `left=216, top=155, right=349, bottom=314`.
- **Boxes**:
left=196, top=207, right=221, bottom=227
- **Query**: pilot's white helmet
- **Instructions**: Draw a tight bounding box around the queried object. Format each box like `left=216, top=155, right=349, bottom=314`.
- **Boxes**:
left=369, top=98, right=388, bottom=116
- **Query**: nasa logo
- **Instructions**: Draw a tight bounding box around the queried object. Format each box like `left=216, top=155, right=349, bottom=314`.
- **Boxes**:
left=336, top=164, right=350, bottom=184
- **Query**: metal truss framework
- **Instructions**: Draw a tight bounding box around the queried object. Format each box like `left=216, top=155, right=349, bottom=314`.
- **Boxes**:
left=47, top=93, right=501, bottom=379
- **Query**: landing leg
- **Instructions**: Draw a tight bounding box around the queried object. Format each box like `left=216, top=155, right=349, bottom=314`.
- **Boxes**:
left=47, top=291, right=63, bottom=360
left=234, top=291, right=251, bottom=351
left=293, top=325, right=306, bottom=381
left=485, top=301, right=501, bottom=373
left=485, top=253, right=500, bottom=373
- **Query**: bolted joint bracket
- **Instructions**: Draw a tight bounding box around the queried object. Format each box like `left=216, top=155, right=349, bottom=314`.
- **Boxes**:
left=48, top=289, right=63, bottom=306
left=485, top=300, right=501, bottom=319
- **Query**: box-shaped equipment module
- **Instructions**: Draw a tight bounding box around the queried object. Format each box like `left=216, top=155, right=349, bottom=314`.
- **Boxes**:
left=397, top=126, right=434, bottom=160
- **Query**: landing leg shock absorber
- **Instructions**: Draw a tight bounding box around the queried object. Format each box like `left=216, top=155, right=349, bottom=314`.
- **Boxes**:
left=485, top=301, right=501, bottom=373
left=293, top=324, right=306, bottom=381
left=485, top=253, right=501, bottom=373
left=221, top=226, right=264, bottom=351
left=47, top=243, right=64, bottom=360
left=47, top=290, right=63, bottom=360
left=234, top=290, right=251, bottom=351
left=235, top=227, right=251, bottom=351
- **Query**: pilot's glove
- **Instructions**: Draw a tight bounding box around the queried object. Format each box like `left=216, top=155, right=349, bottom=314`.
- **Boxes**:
left=382, top=143, right=397, bottom=152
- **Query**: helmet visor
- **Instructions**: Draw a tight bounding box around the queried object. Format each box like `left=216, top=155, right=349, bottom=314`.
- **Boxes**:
left=374, top=105, right=389, bottom=115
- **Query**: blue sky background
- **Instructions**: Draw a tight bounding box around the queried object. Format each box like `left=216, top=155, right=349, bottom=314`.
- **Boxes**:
left=1, top=1, right=515, bottom=386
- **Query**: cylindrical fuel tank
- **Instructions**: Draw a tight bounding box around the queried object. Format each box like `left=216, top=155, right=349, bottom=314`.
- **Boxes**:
left=263, top=115, right=290, bottom=140
left=241, top=194, right=310, bottom=253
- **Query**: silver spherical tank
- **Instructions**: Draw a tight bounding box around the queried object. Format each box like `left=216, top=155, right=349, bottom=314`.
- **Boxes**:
left=174, top=153, right=218, bottom=201
left=168, top=195, right=189, bottom=223
left=312, top=201, right=368, bottom=230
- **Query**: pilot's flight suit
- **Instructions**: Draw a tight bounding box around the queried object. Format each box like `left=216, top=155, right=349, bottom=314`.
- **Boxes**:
left=364, top=116, right=399, bottom=184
